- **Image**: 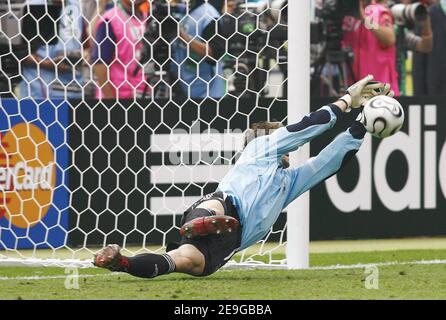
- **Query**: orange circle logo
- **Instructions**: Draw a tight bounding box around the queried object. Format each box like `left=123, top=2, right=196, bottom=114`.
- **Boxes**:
left=0, top=123, right=56, bottom=228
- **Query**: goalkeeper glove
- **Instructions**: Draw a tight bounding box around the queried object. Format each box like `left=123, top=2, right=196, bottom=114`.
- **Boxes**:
left=340, top=75, right=394, bottom=112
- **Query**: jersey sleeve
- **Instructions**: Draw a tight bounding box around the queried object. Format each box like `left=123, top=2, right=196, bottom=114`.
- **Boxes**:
left=262, top=105, right=339, bottom=159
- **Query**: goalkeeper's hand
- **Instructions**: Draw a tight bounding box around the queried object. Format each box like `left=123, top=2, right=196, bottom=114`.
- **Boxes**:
left=340, top=75, right=394, bottom=112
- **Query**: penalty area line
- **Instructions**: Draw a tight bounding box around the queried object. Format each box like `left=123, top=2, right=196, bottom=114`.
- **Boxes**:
left=0, top=272, right=122, bottom=282
left=223, top=259, right=446, bottom=271
left=1, top=259, right=446, bottom=281
left=309, top=259, right=446, bottom=270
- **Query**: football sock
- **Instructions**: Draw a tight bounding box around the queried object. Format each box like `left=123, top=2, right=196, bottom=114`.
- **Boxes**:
left=120, top=253, right=176, bottom=278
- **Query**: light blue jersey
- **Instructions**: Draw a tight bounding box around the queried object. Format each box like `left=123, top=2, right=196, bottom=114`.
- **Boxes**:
left=218, top=105, right=364, bottom=250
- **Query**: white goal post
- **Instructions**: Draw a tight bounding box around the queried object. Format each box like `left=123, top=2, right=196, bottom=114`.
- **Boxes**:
left=286, top=0, right=310, bottom=269
left=0, top=0, right=310, bottom=269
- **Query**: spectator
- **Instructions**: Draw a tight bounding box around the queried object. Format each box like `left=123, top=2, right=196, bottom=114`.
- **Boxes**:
left=342, top=0, right=400, bottom=95
left=80, top=0, right=114, bottom=98
left=172, top=0, right=227, bottom=99
left=81, top=0, right=114, bottom=43
left=395, top=0, right=433, bottom=95
left=91, top=0, right=150, bottom=100
left=413, top=0, right=446, bottom=95
left=19, top=0, right=85, bottom=99
left=225, top=0, right=237, bottom=14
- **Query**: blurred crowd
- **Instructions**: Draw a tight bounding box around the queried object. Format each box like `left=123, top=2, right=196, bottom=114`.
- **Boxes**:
left=311, top=0, right=446, bottom=97
left=2, top=0, right=286, bottom=101
left=16, top=0, right=233, bottom=100
left=3, top=0, right=444, bottom=101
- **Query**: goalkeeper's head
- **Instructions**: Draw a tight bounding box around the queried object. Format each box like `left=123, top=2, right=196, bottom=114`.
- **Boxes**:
left=244, top=121, right=290, bottom=168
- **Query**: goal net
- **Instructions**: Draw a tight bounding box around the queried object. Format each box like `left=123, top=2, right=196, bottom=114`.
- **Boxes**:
left=0, top=0, right=298, bottom=269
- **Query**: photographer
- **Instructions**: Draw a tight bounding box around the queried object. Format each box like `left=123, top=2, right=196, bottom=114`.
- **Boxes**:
left=396, top=0, right=433, bottom=53
left=18, top=0, right=85, bottom=99
left=413, top=0, right=446, bottom=95
left=394, top=0, right=433, bottom=95
left=172, top=0, right=227, bottom=98
left=91, top=0, right=150, bottom=100
left=342, top=0, right=400, bottom=95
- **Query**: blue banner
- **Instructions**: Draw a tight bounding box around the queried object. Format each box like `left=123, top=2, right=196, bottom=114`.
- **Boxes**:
left=0, top=99, right=69, bottom=249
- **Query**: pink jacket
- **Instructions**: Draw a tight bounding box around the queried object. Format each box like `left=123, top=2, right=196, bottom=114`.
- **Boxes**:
left=96, top=6, right=150, bottom=99
left=342, top=4, right=400, bottom=96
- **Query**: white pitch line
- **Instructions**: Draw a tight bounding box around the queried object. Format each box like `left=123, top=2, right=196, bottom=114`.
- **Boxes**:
left=1, top=259, right=446, bottom=281
left=0, top=272, right=122, bottom=281
left=224, top=259, right=446, bottom=271
left=0, top=258, right=95, bottom=268
left=309, top=259, right=446, bottom=270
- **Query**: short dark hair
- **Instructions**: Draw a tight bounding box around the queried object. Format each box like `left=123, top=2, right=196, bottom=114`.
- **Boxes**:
left=244, top=121, right=284, bottom=147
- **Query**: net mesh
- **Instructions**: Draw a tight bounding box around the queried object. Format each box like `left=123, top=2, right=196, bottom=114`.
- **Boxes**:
left=0, top=0, right=288, bottom=268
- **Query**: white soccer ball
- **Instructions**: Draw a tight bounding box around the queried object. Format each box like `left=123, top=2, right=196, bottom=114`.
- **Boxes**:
left=362, top=95, right=405, bottom=139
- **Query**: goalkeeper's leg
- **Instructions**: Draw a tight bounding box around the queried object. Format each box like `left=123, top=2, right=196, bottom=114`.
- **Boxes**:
left=283, top=120, right=367, bottom=207
left=94, top=194, right=241, bottom=278
left=93, top=243, right=206, bottom=278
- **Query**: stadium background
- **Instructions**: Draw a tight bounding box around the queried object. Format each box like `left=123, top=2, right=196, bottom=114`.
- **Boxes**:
left=2, top=96, right=444, bottom=250
left=0, top=0, right=445, bottom=300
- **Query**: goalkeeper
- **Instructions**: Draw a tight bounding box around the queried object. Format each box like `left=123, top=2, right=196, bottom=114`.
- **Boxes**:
left=94, top=75, right=394, bottom=278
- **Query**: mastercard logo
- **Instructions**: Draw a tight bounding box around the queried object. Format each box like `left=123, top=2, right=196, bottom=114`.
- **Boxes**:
left=0, top=123, right=56, bottom=229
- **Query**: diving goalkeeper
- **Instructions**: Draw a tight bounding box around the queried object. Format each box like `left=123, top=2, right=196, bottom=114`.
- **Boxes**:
left=94, top=75, right=394, bottom=278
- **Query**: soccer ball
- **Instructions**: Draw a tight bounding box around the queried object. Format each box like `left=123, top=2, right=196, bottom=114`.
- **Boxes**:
left=361, top=96, right=405, bottom=139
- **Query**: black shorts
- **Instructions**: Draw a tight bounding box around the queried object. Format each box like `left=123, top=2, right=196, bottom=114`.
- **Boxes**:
left=179, top=191, right=241, bottom=276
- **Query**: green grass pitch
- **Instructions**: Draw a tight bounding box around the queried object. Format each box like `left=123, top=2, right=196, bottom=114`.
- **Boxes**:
left=1, top=240, right=446, bottom=300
